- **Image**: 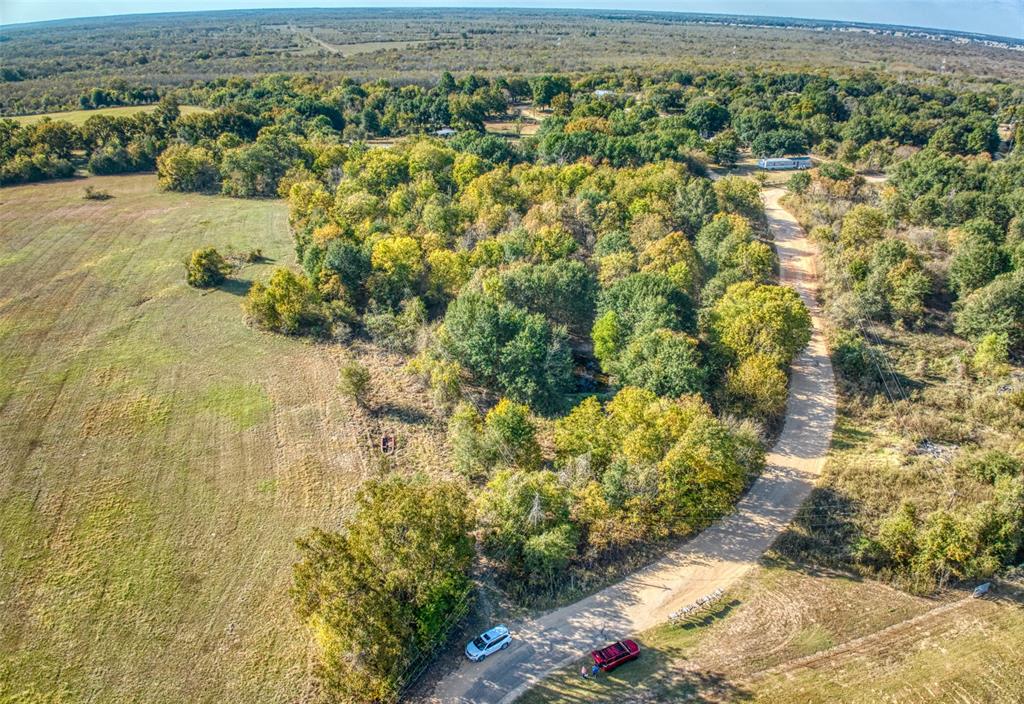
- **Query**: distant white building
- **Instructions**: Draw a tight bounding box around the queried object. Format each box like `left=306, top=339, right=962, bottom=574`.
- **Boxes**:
left=593, top=89, right=615, bottom=97
left=435, top=127, right=457, bottom=137
left=758, top=156, right=812, bottom=170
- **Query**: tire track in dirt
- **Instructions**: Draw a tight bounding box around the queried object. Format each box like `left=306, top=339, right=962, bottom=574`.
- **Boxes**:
left=748, top=596, right=975, bottom=680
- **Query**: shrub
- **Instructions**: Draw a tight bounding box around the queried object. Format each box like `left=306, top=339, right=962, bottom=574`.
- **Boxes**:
left=830, top=328, right=876, bottom=383
left=185, top=246, right=230, bottom=288
left=243, top=268, right=327, bottom=336
left=954, top=271, right=1024, bottom=350
left=818, top=161, right=854, bottom=181
left=338, top=360, right=371, bottom=407
left=956, top=449, right=1021, bottom=484
left=364, top=297, right=427, bottom=353
left=787, top=171, right=811, bottom=195
left=973, top=332, right=1011, bottom=377
left=82, top=186, right=112, bottom=200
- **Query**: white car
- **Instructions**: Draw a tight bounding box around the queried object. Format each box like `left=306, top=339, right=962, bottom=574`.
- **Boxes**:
left=465, top=625, right=511, bottom=661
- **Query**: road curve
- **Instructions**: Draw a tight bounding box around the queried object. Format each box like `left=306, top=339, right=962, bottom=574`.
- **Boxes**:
left=429, top=186, right=836, bottom=704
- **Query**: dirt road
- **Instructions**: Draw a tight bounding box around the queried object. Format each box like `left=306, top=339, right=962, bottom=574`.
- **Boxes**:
left=430, top=186, right=836, bottom=703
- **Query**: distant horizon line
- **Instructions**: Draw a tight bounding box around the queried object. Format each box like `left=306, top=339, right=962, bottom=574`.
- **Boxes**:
left=2, top=5, right=1022, bottom=44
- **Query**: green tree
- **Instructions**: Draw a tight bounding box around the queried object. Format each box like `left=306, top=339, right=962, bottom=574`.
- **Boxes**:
left=243, top=268, right=327, bottom=336
left=713, top=176, right=762, bottom=220
left=476, top=468, right=576, bottom=584
left=441, top=291, right=572, bottom=412
left=949, top=234, right=1008, bottom=298
left=156, top=144, right=220, bottom=192
left=657, top=406, right=752, bottom=529
left=598, top=271, right=695, bottom=340
left=705, top=129, right=739, bottom=166
left=497, top=260, right=597, bottom=337
left=711, top=281, right=812, bottom=366
left=291, top=475, right=474, bottom=702
left=522, top=523, right=577, bottom=590
left=613, top=329, right=707, bottom=398
left=368, top=236, right=424, bottom=308
left=484, top=398, right=542, bottom=470
left=338, top=360, right=371, bottom=407
left=840, top=204, right=886, bottom=249
left=592, top=310, right=625, bottom=369
left=530, top=75, right=572, bottom=107
left=185, top=246, right=230, bottom=288
left=684, top=98, right=729, bottom=136
left=553, top=396, right=615, bottom=472
left=724, top=353, right=789, bottom=418
left=954, top=271, right=1024, bottom=351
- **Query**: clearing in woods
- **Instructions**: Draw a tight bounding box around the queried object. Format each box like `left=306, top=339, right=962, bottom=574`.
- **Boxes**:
left=10, top=105, right=210, bottom=125
left=0, top=174, right=446, bottom=703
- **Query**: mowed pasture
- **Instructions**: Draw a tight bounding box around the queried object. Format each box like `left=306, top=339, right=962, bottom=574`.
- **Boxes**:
left=9, top=105, right=209, bottom=125
left=521, top=566, right=1024, bottom=703
left=0, top=174, right=446, bottom=703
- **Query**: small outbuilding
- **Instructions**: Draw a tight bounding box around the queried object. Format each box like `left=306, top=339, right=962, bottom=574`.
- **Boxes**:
left=758, top=156, right=812, bottom=170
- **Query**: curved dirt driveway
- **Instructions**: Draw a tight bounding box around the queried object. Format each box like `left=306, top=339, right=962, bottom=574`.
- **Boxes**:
left=430, top=186, right=836, bottom=703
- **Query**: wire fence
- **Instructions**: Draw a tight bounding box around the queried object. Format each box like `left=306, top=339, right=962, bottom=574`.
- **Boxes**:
left=390, top=586, right=475, bottom=704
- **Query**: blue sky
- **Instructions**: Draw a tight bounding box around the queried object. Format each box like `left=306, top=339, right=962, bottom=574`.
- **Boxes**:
left=2, top=0, right=1022, bottom=39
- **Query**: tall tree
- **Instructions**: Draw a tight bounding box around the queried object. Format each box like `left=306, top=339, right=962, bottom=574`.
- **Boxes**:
left=292, top=475, right=474, bottom=703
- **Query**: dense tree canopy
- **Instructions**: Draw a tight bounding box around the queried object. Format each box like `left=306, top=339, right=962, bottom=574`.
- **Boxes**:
left=711, top=281, right=812, bottom=366
left=292, top=475, right=474, bottom=702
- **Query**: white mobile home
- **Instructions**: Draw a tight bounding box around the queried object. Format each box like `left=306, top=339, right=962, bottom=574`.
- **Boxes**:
left=758, top=156, right=812, bottom=170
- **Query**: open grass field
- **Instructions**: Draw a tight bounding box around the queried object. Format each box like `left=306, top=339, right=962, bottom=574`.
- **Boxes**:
left=751, top=586, right=1024, bottom=703
left=520, top=565, right=1024, bottom=703
left=0, top=174, right=448, bottom=703
left=10, top=105, right=209, bottom=125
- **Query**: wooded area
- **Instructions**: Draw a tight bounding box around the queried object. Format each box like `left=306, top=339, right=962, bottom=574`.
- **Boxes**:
left=2, top=11, right=1023, bottom=703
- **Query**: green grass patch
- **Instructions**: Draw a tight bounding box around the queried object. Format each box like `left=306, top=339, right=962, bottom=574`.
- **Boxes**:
left=789, top=623, right=835, bottom=656
left=9, top=105, right=209, bottom=125
left=197, top=381, right=272, bottom=430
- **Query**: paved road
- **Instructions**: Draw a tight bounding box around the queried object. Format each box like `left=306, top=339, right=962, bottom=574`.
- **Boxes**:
left=430, top=186, right=836, bottom=703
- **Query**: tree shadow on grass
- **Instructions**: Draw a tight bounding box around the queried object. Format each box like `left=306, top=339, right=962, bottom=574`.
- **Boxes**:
left=372, top=401, right=432, bottom=425
left=830, top=423, right=872, bottom=451
left=219, top=278, right=253, bottom=297
left=765, top=487, right=865, bottom=581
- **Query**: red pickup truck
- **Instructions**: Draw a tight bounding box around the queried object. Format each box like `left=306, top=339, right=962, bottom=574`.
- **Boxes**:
left=591, top=639, right=640, bottom=672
